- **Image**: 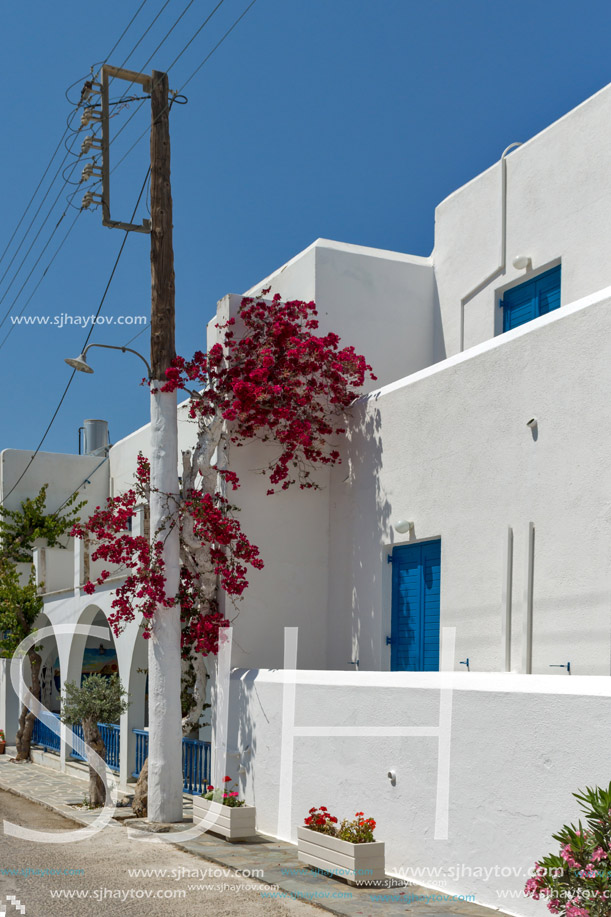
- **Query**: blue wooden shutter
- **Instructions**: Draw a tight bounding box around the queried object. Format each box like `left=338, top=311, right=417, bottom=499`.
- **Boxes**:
left=501, top=265, right=561, bottom=332
left=390, top=540, right=441, bottom=672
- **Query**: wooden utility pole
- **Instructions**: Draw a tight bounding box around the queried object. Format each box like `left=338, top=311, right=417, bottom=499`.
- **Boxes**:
left=150, top=70, right=176, bottom=377
left=84, top=64, right=184, bottom=824
left=147, top=69, right=183, bottom=824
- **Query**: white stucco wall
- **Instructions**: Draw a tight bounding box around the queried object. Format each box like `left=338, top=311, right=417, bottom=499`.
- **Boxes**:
left=0, top=450, right=109, bottom=517
left=327, top=286, right=611, bottom=676
left=434, top=81, right=611, bottom=355
left=244, top=238, right=439, bottom=387
left=108, top=398, right=198, bottom=497
left=223, top=668, right=611, bottom=917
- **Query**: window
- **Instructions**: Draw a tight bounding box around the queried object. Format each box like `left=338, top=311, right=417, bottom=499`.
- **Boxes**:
left=500, top=265, right=561, bottom=332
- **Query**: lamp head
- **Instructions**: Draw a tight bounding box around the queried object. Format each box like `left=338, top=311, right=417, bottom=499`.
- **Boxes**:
left=64, top=352, right=94, bottom=374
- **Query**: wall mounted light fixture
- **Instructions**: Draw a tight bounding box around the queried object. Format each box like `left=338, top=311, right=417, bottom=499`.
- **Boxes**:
left=394, top=520, right=413, bottom=534
left=512, top=255, right=532, bottom=271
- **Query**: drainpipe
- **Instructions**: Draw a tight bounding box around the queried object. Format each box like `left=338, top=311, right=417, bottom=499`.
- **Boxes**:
left=459, top=142, right=522, bottom=351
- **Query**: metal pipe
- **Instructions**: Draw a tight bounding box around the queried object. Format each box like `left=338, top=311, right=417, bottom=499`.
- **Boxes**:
left=522, top=522, right=535, bottom=674
left=501, top=526, right=514, bottom=671
left=459, top=142, right=522, bottom=351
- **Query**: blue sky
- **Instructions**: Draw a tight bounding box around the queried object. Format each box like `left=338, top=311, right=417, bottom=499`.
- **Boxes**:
left=2, top=0, right=611, bottom=459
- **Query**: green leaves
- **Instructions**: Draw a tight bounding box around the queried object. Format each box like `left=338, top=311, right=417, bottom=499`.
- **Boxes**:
left=0, top=560, right=42, bottom=658
left=0, top=483, right=85, bottom=563
left=61, top=673, right=129, bottom=727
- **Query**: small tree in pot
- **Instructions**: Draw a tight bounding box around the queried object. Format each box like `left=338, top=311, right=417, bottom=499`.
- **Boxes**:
left=60, top=673, right=129, bottom=807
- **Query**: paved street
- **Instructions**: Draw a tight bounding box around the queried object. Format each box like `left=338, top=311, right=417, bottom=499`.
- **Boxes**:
left=0, top=790, right=318, bottom=917
left=0, top=757, right=512, bottom=917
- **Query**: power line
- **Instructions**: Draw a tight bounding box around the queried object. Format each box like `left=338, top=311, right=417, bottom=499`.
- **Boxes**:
left=0, top=180, right=89, bottom=332
left=0, top=208, right=83, bottom=352
left=0, top=128, right=71, bottom=275
left=111, top=0, right=258, bottom=177
left=178, top=0, right=258, bottom=92
left=0, top=1, right=205, bottom=329
left=103, top=0, right=227, bottom=162
left=166, top=0, right=228, bottom=72
left=1, top=170, right=150, bottom=505
left=1, top=1, right=151, bottom=282
left=110, top=0, right=173, bottom=79
left=104, top=0, right=151, bottom=63
left=0, top=5, right=163, bottom=329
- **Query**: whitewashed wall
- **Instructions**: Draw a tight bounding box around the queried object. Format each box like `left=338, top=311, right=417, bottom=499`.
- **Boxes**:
left=0, top=449, right=109, bottom=516
left=434, top=82, right=611, bottom=355
left=222, top=668, right=611, bottom=917
left=328, top=287, right=611, bottom=676
left=244, top=238, right=438, bottom=387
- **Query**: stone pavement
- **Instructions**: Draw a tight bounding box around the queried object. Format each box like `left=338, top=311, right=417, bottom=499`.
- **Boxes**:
left=0, top=751, right=511, bottom=917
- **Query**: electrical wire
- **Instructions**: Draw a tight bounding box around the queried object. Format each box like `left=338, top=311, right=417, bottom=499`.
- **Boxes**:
left=100, top=0, right=227, bottom=160
left=0, top=0, right=163, bottom=331
left=0, top=209, right=83, bottom=352
left=110, top=0, right=258, bottom=177
left=1, top=169, right=151, bottom=505
left=0, top=0, right=150, bottom=278
left=0, top=0, right=204, bottom=329
left=1, top=0, right=260, bottom=507
left=103, top=0, right=151, bottom=66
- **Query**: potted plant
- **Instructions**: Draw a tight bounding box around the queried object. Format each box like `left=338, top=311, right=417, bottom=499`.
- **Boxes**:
left=297, top=806, right=385, bottom=886
left=192, top=776, right=256, bottom=842
left=0, top=730, right=5, bottom=754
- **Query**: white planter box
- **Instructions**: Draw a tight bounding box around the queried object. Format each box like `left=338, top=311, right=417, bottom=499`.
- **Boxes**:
left=192, top=796, right=257, bottom=842
left=297, top=826, right=385, bottom=886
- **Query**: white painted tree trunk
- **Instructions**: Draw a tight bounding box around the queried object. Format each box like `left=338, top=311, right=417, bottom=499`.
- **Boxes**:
left=147, top=386, right=183, bottom=823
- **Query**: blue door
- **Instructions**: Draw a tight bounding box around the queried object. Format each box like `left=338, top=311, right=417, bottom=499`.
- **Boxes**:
left=390, top=540, right=441, bottom=671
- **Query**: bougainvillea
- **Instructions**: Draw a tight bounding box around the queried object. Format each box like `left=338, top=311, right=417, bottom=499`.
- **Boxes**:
left=74, top=292, right=375, bottom=730
left=524, top=783, right=611, bottom=916
left=71, top=454, right=261, bottom=654
left=161, top=291, right=376, bottom=492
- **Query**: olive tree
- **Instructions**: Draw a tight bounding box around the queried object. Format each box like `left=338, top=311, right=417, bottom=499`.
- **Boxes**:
left=61, top=673, right=129, bottom=807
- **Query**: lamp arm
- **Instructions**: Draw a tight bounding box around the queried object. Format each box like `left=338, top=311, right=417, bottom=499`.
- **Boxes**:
left=82, top=342, right=152, bottom=378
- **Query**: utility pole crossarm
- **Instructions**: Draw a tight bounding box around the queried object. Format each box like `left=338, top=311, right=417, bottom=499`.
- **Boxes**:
left=100, top=65, right=152, bottom=234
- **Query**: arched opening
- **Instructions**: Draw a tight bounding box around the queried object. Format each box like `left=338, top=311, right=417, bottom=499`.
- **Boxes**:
left=125, top=627, right=149, bottom=783
left=26, top=611, right=61, bottom=754
left=63, top=604, right=121, bottom=774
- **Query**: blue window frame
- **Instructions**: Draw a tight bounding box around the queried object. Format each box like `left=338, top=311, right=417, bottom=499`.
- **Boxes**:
left=390, top=539, right=441, bottom=672
left=500, top=265, right=561, bottom=332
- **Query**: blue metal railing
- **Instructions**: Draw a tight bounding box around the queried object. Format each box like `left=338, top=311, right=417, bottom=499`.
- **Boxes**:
left=133, top=729, right=148, bottom=779
left=132, top=729, right=211, bottom=795
left=32, top=717, right=211, bottom=791
left=31, top=711, right=61, bottom=753
left=32, top=712, right=120, bottom=773
left=69, top=722, right=120, bottom=773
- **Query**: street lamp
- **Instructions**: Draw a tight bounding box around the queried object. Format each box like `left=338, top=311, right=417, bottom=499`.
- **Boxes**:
left=65, top=343, right=151, bottom=378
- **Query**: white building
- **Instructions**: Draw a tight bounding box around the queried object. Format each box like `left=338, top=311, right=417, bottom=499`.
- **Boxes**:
left=3, top=81, right=611, bottom=915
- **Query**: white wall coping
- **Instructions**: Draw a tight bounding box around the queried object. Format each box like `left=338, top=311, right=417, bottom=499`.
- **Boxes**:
left=435, top=81, right=611, bottom=210
left=366, top=283, right=611, bottom=401
left=244, top=237, right=432, bottom=296
left=232, top=667, right=611, bottom=697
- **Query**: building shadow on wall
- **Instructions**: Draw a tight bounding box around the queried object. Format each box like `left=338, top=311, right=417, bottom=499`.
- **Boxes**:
left=339, top=393, right=391, bottom=671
